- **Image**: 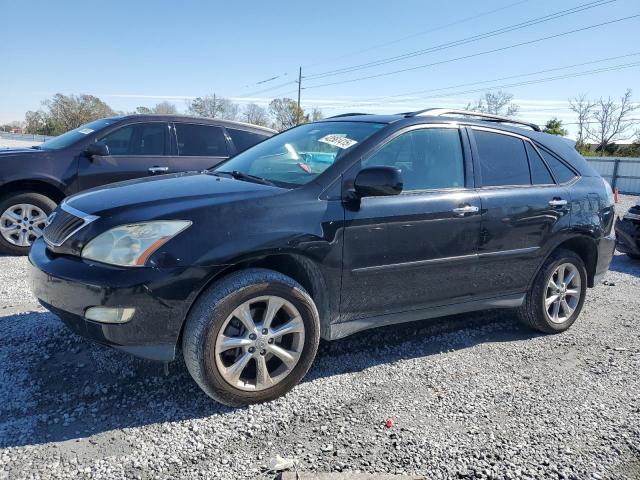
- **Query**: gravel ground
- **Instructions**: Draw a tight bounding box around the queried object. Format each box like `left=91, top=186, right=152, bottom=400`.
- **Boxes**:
left=0, top=196, right=639, bottom=480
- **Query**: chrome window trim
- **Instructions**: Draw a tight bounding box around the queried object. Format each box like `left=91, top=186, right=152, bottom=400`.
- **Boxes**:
left=43, top=203, right=99, bottom=247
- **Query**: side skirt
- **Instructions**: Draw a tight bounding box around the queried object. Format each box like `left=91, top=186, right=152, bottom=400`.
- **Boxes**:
left=325, top=293, right=525, bottom=341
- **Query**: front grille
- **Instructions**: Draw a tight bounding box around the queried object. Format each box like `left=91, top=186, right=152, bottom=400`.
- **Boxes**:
left=43, top=208, right=88, bottom=246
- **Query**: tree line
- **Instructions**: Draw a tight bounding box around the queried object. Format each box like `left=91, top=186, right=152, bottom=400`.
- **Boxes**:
left=13, top=93, right=325, bottom=136
left=5, top=89, right=639, bottom=157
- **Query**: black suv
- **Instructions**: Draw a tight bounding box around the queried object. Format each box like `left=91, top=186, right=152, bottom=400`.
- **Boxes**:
left=29, top=109, right=615, bottom=406
left=0, top=115, right=274, bottom=254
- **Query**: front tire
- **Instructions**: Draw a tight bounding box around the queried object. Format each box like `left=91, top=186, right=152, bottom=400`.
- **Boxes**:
left=0, top=191, right=57, bottom=256
left=182, top=268, right=320, bottom=406
left=517, top=249, right=587, bottom=334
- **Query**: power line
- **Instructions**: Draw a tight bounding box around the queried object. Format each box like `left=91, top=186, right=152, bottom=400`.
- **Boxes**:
left=302, top=0, right=531, bottom=69
left=304, top=0, right=615, bottom=80
left=356, top=52, right=640, bottom=103
left=303, top=13, right=640, bottom=90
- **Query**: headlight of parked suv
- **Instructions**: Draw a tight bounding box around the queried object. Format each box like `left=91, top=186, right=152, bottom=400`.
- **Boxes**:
left=81, top=220, right=191, bottom=267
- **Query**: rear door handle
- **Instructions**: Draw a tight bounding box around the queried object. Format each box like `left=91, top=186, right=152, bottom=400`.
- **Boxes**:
left=453, top=205, right=480, bottom=216
left=549, top=198, right=568, bottom=207
left=148, top=166, right=169, bottom=174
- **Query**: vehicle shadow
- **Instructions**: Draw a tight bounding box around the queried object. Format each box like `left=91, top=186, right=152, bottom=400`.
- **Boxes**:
left=0, top=308, right=537, bottom=449
left=608, top=252, right=640, bottom=277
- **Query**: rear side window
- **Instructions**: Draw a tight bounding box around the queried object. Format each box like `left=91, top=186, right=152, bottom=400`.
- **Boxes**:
left=474, top=130, right=530, bottom=186
left=538, top=148, right=577, bottom=183
left=175, top=124, right=229, bottom=157
left=227, top=128, right=270, bottom=153
left=525, top=142, right=554, bottom=185
left=99, top=122, right=166, bottom=155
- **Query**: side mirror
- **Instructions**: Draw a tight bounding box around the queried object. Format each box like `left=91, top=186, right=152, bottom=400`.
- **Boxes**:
left=86, top=142, right=109, bottom=158
left=353, top=166, right=403, bottom=197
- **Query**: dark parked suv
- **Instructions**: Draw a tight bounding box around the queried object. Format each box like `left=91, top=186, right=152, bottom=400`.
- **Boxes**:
left=29, top=109, right=615, bottom=406
left=0, top=115, right=275, bottom=254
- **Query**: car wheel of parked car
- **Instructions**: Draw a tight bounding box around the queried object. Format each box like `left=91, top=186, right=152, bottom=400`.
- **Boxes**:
left=0, top=191, right=56, bottom=256
left=517, top=249, right=587, bottom=334
left=182, top=268, right=320, bottom=406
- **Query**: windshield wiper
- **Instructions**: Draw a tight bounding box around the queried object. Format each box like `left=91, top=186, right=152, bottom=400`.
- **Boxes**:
left=212, top=170, right=276, bottom=186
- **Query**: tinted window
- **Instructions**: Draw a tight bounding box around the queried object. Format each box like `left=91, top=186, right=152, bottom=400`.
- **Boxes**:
left=175, top=124, right=228, bottom=157
left=539, top=148, right=577, bottom=183
left=363, top=128, right=464, bottom=190
left=525, top=142, right=554, bottom=185
left=99, top=122, right=165, bottom=155
left=40, top=118, right=118, bottom=150
left=228, top=128, right=270, bottom=153
left=474, top=130, right=530, bottom=186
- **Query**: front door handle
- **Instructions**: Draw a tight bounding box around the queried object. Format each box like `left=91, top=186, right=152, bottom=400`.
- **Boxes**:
left=549, top=198, right=568, bottom=207
left=453, top=205, right=480, bottom=216
left=148, top=166, right=169, bottom=174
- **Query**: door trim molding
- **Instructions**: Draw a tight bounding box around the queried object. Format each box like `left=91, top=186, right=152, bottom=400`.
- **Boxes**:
left=351, top=246, right=539, bottom=274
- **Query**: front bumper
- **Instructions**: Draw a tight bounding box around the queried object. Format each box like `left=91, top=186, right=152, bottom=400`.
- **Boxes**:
left=614, top=217, right=640, bottom=256
left=28, top=238, right=216, bottom=361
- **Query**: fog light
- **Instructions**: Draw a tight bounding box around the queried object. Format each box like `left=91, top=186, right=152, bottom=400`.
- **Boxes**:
left=85, top=307, right=135, bottom=324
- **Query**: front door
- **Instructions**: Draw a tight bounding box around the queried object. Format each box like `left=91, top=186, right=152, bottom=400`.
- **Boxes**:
left=78, top=121, right=171, bottom=190
left=340, top=125, right=481, bottom=322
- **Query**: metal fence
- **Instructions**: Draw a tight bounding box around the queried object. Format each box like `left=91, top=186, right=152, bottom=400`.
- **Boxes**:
left=585, top=157, right=640, bottom=195
left=0, top=132, right=54, bottom=142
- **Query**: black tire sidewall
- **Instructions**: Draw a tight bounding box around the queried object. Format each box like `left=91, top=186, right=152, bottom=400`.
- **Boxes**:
left=0, top=191, right=57, bottom=255
left=534, top=251, right=587, bottom=333
left=184, top=270, right=320, bottom=406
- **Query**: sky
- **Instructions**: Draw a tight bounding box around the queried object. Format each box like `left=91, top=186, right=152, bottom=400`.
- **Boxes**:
left=1, top=0, right=639, bottom=138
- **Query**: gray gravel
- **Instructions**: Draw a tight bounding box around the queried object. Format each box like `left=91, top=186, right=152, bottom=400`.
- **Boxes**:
left=1, top=196, right=639, bottom=480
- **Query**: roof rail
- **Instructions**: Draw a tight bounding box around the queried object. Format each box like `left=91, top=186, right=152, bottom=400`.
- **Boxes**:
left=402, top=108, right=541, bottom=132
left=327, top=112, right=369, bottom=118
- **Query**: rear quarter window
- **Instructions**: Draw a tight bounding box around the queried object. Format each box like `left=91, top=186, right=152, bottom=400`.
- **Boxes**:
left=538, top=148, right=577, bottom=183
left=227, top=128, right=271, bottom=153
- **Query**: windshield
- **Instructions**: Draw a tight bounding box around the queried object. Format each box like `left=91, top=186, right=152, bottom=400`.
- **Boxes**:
left=214, top=121, right=385, bottom=187
left=39, top=118, right=119, bottom=150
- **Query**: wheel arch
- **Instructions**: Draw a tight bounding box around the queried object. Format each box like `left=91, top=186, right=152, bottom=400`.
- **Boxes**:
left=178, top=251, right=331, bottom=346
left=0, top=178, right=66, bottom=203
left=534, top=234, right=599, bottom=288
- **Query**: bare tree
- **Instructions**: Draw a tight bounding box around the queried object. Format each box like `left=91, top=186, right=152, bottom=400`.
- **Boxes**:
left=242, top=103, right=269, bottom=126
left=465, top=90, right=520, bottom=117
left=187, top=94, right=238, bottom=120
left=586, top=89, right=637, bottom=154
left=568, top=93, right=596, bottom=146
left=309, top=107, right=324, bottom=122
left=152, top=101, right=178, bottom=115
left=268, top=98, right=307, bottom=131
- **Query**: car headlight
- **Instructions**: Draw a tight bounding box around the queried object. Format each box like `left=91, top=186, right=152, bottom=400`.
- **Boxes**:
left=81, top=220, right=191, bottom=267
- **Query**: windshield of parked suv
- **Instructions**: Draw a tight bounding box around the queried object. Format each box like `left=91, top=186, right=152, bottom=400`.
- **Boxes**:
left=38, top=118, right=118, bottom=150
left=214, top=121, right=385, bottom=187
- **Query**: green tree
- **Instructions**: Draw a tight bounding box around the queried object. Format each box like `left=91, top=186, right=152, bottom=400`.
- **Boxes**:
left=543, top=118, right=568, bottom=136
left=134, top=106, right=152, bottom=114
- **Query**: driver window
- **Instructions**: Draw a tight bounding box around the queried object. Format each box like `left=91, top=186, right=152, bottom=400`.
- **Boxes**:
left=363, top=128, right=465, bottom=191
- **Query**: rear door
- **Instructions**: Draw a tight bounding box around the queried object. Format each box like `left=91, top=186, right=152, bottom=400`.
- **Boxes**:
left=469, top=127, right=571, bottom=298
left=340, top=125, right=482, bottom=321
left=170, top=122, right=230, bottom=171
left=78, top=121, right=171, bottom=190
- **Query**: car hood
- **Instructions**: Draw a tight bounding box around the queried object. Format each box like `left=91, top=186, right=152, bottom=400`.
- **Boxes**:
left=65, top=171, right=284, bottom=216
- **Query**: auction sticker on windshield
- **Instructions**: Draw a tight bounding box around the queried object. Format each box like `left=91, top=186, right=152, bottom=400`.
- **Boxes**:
left=319, top=134, right=358, bottom=149
left=78, top=128, right=94, bottom=134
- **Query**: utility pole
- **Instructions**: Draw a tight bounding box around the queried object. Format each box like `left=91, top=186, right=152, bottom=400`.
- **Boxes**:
left=296, top=66, right=302, bottom=125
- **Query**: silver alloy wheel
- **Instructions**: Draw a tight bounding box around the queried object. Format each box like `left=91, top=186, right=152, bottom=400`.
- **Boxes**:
left=0, top=203, right=48, bottom=247
left=545, top=262, right=581, bottom=324
left=214, top=295, right=305, bottom=391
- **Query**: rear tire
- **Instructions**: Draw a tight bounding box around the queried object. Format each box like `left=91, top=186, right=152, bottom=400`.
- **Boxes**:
left=182, top=268, right=320, bottom=406
left=0, top=191, right=56, bottom=256
left=517, top=249, right=587, bottom=334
